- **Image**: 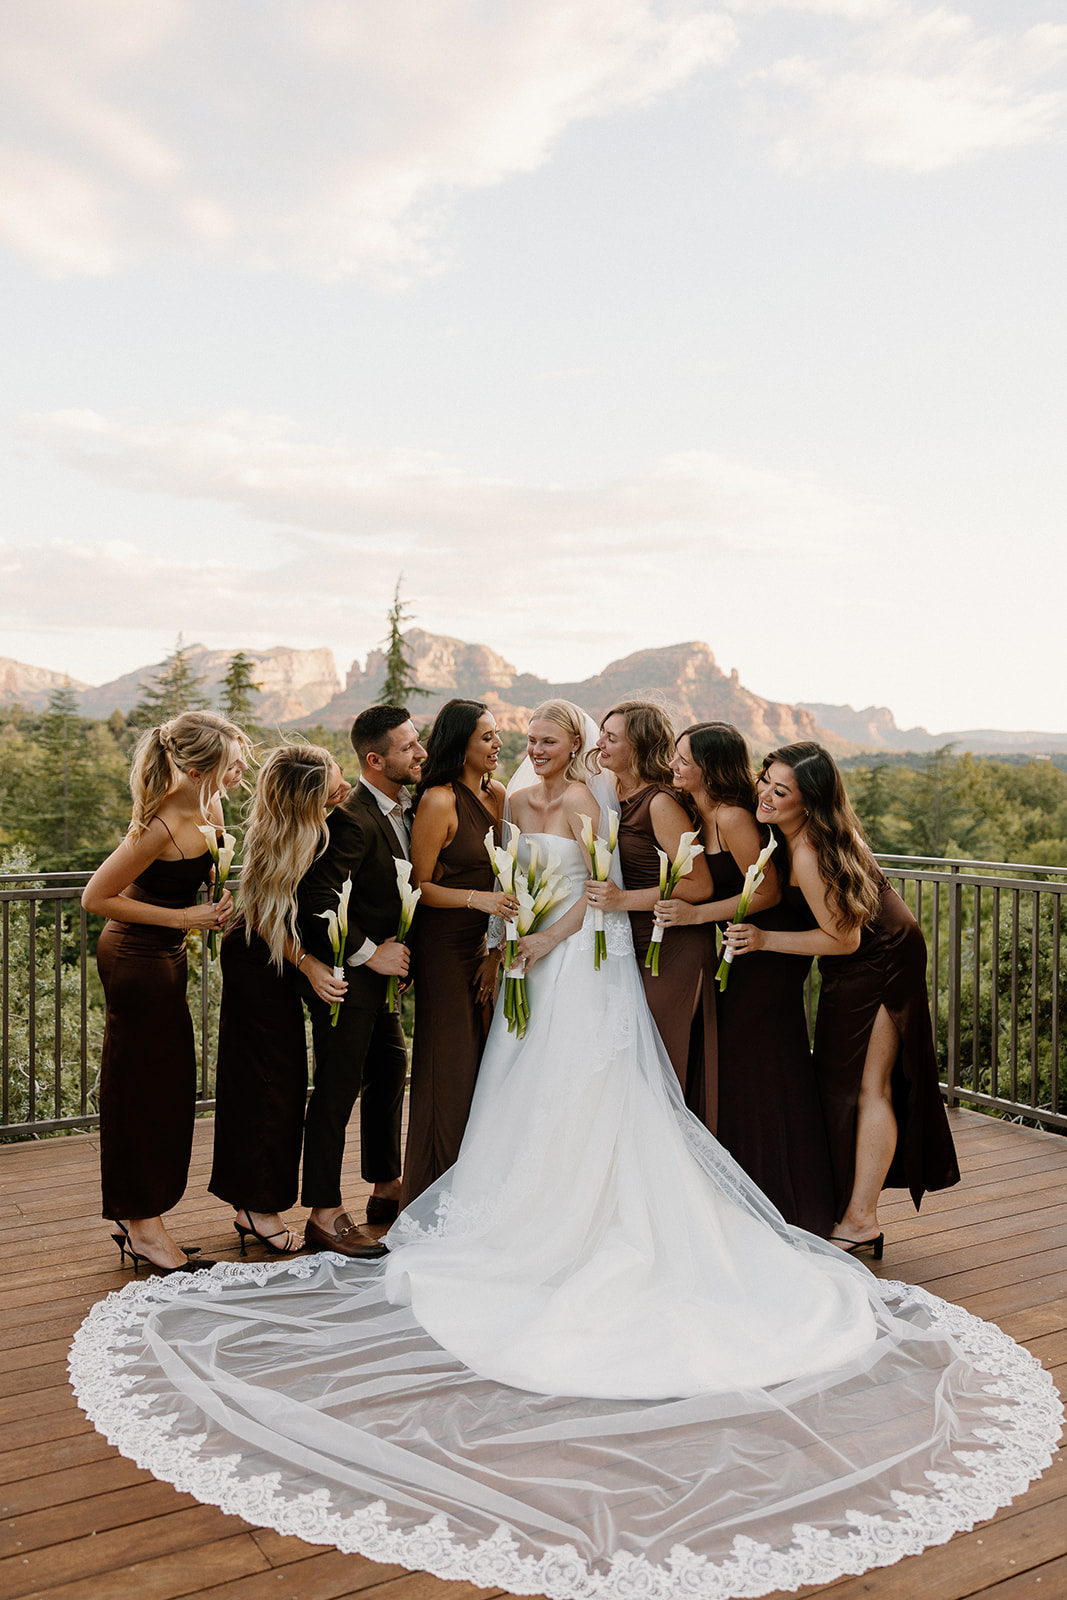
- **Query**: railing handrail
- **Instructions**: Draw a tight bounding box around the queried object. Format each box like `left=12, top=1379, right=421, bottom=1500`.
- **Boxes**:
left=2, top=853, right=1065, bottom=1139
left=5, top=854, right=1065, bottom=887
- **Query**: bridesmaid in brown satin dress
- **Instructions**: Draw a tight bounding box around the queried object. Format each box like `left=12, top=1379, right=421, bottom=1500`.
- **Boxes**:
left=657, top=724, right=835, bottom=1235
left=587, top=702, right=715, bottom=1122
left=209, top=744, right=351, bottom=1254
left=83, top=711, right=251, bottom=1274
left=402, top=700, right=513, bottom=1205
left=725, top=742, right=959, bottom=1259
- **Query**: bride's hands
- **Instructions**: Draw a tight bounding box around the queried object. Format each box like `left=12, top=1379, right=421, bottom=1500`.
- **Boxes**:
left=513, top=931, right=553, bottom=972
left=584, top=879, right=625, bottom=913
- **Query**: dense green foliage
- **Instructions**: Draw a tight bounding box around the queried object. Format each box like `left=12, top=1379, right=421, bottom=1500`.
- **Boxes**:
left=841, top=746, right=1067, bottom=865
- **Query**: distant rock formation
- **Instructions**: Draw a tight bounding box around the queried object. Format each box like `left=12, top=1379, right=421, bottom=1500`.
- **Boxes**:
left=1, top=646, right=342, bottom=724
left=0, top=657, right=90, bottom=710
left=799, top=703, right=1067, bottom=757
left=798, top=703, right=937, bottom=752
left=300, top=634, right=855, bottom=753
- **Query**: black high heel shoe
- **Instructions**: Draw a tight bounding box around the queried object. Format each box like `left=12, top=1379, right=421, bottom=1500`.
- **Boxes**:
left=830, top=1232, right=885, bottom=1261
left=111, top=1221, right=202, bottom=1259
left=111, top=1232, right=217, bottom=1274
left=234, top=1211, right=300, bottom=1256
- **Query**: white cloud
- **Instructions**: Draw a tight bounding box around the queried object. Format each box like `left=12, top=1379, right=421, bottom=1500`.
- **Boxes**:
left=742, top=4, right=1067, bottom=171
left=0, top=0, right=736, bottom=281
left=8, top=407, right=887, bottom=678
left=17, top=407, right=884, bottom=553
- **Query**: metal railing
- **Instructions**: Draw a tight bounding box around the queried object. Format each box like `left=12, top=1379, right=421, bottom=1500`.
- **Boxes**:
left=1, top=856, right=1065, bottom=1140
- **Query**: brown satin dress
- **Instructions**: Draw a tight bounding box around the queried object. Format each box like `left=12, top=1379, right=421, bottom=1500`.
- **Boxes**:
left=814, top=877, right=960, bottom=1215
left=209, top=913, right=309, bottom=1214
left=711, top=850, right=836, bottom=1237
left=402, top=783, right=503, bottom=1205
left=617, top=785, right=717, bottom=1130
left=97, top=846, right=211, bottom=1221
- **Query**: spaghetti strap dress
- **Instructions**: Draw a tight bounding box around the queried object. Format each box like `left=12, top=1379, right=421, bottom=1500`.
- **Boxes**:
left=209, top=913, right=309, bottom=1214
left=617, top=785, right=717, bottom=1127
left=402, top=783, right=503, bottom=1204
left=96, top=835, right=211, bottom=1221
left=711, top=847, right=835, bottom=1237
left=814, top=876, right=961, bottom=1214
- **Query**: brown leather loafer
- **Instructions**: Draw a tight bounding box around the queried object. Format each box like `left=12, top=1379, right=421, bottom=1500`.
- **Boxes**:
left=304, top=1213, right=388, bottom=1259
left=365, top=1195, right=400, bottom=1225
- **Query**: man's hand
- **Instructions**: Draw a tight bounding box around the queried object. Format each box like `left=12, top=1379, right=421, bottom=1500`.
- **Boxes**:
left=366, top=937, right=410, bottom=977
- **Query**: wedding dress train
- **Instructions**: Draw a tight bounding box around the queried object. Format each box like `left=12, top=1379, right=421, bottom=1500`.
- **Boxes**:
left=71, top=838, right=1061, bottom=1600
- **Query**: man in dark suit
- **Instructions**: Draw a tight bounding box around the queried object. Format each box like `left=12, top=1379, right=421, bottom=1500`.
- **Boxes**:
left=297, top=705, right=426, bottom=1257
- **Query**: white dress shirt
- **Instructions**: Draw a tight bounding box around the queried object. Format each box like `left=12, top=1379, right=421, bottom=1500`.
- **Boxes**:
left=345, top=777, right=413, bottom=969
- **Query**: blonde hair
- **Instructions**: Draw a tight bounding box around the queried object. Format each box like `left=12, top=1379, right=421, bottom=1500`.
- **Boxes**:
left=239, top=745, right=334, bottom=970
left=128, top=712, right=252, bottom=840
left=529, top=700, right=588, bottom=783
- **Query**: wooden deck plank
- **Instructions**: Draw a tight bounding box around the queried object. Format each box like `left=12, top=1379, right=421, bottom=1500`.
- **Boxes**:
left=0, top=1107, right=1063, bottom=1600
left=13, top=1533, right=268, bottom=1600
left=0, top=1506, right=259, bottom=1599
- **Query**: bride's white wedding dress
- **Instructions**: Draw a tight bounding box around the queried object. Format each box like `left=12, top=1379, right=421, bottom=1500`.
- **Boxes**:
left=71, top=836, right=1061, bottom=1600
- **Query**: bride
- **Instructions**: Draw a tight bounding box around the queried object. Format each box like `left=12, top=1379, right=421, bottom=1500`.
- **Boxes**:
left=72, top=700, right=1061, bottom=1600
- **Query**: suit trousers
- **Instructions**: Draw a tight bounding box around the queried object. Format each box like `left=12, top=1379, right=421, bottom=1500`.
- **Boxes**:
left=301, top=1000, right=408, bottom=1208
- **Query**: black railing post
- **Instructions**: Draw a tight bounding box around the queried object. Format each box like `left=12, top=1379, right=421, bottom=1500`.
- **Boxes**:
left=945, top=865, right=962, bottom=1108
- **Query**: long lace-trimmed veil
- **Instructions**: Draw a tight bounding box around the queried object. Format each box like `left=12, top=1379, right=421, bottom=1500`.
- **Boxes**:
left=69, top=696, right=1063, bottom=1600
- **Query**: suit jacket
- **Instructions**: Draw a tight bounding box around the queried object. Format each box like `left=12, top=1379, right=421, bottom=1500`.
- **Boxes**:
left=296, top=783, right=406, bottom=1010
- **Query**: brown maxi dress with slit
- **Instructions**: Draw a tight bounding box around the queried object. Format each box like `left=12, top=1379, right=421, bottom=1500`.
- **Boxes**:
left=617, top=784, right=718, bottom=1130
left=401, top=783, right=503, bottom=1205
left=813, top=876, right=960, bottom=1216
left=97, top=844, right=212, bottom=1221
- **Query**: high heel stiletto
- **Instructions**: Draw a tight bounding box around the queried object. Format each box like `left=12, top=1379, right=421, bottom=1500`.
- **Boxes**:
left=111, top=1231, right=217, bottom=1274
left=111, top=1220, right=201, bottom=1258
left=830, top=1232, right=885, bottom=1261
left=233, top=1212, right=300, bottom=1256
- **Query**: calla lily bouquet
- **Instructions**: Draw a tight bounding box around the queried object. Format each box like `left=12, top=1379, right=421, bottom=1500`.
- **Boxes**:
left=645, top=832, right=704, bottom=976
left=716, top=836, right=778, bottom=991
left=502, top=853, right=571, bottom=1037
left=578, top=811, right=618, bottom=970
left=385, top=859, right=421, bottom=1013
left=317, top=874, right=352, bottom=1026
left=485, top=822, right=521, bottom=971
left=197, top=824, right=236, bottom=961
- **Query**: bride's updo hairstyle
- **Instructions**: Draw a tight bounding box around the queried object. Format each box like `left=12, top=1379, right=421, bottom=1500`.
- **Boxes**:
left=596, top=701, right=675, bottom=787
left=529, top=700, right=588, bottom=783
left=416, top=699, right=490, bottom=800
left=683, top=723, right=758, bottom=813
left=762, top=741, right=881, bottom=932
left=239, top=744, right=334, bottom=970
left=128, top=711, right=251, bottom=842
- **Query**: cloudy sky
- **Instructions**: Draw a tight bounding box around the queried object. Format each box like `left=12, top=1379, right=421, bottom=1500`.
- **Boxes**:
left=2, top=0, right=1064, bottom=731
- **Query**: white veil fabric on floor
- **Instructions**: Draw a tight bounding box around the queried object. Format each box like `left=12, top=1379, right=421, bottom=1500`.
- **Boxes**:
left=70, top=701, right=1063, bottom=1600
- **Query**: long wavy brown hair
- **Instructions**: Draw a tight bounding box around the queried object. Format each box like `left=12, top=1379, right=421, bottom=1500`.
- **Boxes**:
left=682, top=723, right=758, bottom=812
left=596, top=701, right=675, bottom=787
left=762, top=742, right=881, bottom=931
left=239, top=745, right=333, bottom=970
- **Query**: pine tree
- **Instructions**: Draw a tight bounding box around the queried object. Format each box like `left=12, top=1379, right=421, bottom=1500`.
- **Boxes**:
left=219, top=651, right=263, bottom=730
left=378, top=579, right=428, bottom=706
left=131, top=635, right=209, bottom=726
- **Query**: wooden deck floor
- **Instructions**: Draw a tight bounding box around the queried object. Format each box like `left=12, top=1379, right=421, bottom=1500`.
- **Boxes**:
left=0, top=1107, right=1064, bottom=1600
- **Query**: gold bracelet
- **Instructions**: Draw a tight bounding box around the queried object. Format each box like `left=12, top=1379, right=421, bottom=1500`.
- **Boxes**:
left=467, top=889, right=475, bottom=908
